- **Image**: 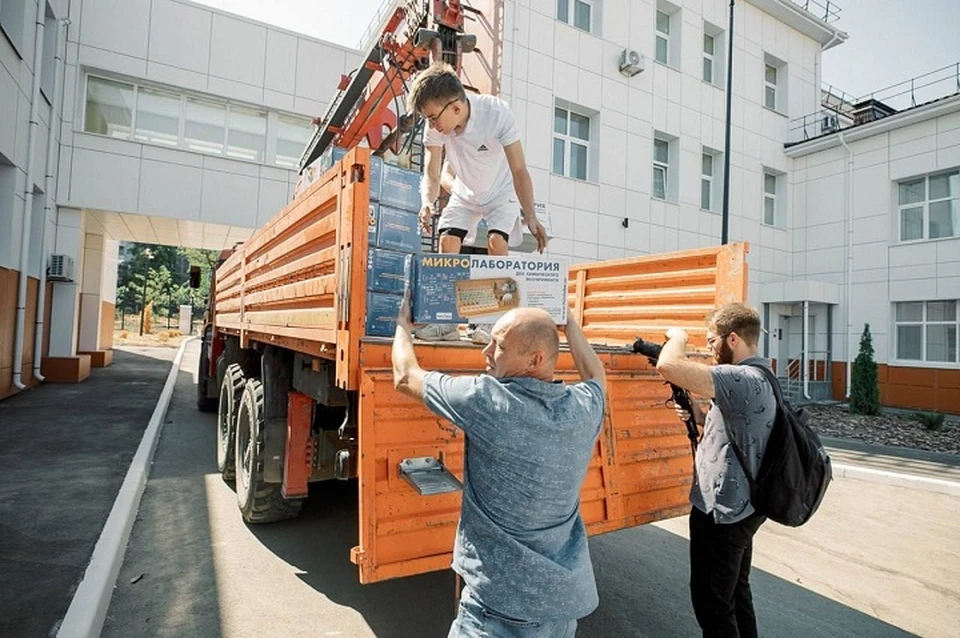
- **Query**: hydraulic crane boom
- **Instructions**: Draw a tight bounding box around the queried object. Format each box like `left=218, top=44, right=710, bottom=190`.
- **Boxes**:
left=297, top=0, right=476, bottom=174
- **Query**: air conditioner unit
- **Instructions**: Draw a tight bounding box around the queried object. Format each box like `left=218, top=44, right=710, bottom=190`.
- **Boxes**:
left=48, top=254, right=75, bottom=282
left=619, top=49, right=644, bottom=77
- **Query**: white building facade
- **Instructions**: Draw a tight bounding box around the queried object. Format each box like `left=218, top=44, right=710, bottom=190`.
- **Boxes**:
left=1, top=0, right=361, bottom=396
left=2, top=0, right=957, bottom=412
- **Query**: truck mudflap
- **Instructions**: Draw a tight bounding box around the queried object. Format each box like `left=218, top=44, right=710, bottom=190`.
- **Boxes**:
left=351, top=365, right=693, bottom=584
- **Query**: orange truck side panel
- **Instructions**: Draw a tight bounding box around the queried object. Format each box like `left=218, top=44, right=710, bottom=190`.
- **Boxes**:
left=351, top=244, right=749, bottom=584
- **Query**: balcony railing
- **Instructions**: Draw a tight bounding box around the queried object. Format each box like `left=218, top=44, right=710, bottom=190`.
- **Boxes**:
left=787, top=0, right=841, bottom=24
left=356, top=0, right=403, bottom=51
left=788, top=62, right=960, bottom=144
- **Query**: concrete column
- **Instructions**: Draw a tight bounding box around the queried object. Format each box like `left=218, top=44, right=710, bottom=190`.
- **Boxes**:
left=78, top=232, right=105, bottom=353
left=47, top=207, right=83, bottom=358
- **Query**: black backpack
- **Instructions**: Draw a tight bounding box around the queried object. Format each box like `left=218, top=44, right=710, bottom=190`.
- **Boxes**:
left=721, top=364, right=832, bottom=527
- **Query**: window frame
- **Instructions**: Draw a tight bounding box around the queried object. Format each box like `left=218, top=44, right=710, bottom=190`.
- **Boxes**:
left=701, top=151, right=714, bottom=211
left=552, top=105, right=592, bottom=181
left=82, top=73, right=304, bottom=168
left=655, top=10, right=671, bottom=65
left=653, top=138, right=670, bottom=201
left=763, top=171, right=779, bottom=226
left=898, top=171, right=960, bottom=243
left=894, top=300, right=959, bottom=365
left=557, top=0, right=594, bottom=33
left=764, top=64, right=778, bottom=110
left=703, top=33, right=715, bottom=84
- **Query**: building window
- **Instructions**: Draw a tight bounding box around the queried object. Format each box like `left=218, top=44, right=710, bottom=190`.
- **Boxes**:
left=703, top=33, right=715, bottom=84
left=655, top=11, right=670, bottom=65
left=135, top=87, right=181, bottom=147
left=653, top=137, right=670, bottom=200
left=701, top=152, right=714, bottom=210
left=553, top=106, right=591, bottom=180
left=899, top=171, right=960, bottom=242
left=85, top=76, right=135, bottom=139
left=896, top=301, right=958, bottom=363
left=557, top=0, right=595, bottom=33
left=40, top=4, right=57, bottom=103
left=763, top=171, right=779, bottom=225
left=82, top=74, right=296, bottom=167
left=763, top=53, right=788, bottom=114
left=764, top=64, right=778, bottom=109
left=277, top=116, right=314, bottom=168
left=227, top=105, right=267, bottom=162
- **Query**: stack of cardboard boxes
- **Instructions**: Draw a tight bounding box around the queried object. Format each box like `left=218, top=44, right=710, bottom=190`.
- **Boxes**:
left=364, top=160, right=423, bottom=337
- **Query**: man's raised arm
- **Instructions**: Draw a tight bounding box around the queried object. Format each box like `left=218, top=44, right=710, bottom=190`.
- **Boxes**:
left=565, top=316, right=606, bottom=388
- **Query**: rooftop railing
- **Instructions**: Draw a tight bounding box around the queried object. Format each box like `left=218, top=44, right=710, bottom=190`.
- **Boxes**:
left=788, top=62, right=960, bottom=144
left=787, top=0, right=841, bottom=23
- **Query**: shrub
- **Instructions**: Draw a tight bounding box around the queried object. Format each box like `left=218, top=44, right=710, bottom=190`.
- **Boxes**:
left=850, top=323, right=881, bottom=415
left=913, top=411, right=946, bottom=432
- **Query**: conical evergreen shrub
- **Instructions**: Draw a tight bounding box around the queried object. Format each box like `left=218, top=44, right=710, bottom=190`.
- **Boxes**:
left=850, top=323, right=881, bottom=415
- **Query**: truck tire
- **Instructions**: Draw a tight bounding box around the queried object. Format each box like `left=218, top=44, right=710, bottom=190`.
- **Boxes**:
left=196, top=331, right=217, bottom=412
left=235, top=378, right=302, bottom=523
left=217, top=363, right=244, bottom=481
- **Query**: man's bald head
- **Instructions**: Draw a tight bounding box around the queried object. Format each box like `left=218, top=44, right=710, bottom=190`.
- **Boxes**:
left=505, top=308, right=560, bottom=363
left=484, top=308, right=560, bottom=381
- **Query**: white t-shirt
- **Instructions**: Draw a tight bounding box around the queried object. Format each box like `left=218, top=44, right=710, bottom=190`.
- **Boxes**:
left=424, top=94, right=521, bottom=209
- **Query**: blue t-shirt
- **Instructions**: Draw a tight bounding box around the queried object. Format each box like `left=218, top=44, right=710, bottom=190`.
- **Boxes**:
left=423, top=371, right=605, bottom=621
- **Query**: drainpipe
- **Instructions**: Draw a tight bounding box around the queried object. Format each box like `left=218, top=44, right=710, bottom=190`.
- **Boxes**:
left=838, top=131, right=854, bottom=398
left=803, top=300, right=810, bottom=399
left=12, top=1, right=47, bottom=391
left=32, top=17, right=68, bottom=383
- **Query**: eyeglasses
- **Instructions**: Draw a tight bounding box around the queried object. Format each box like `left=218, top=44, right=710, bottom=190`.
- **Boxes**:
left=423, top=98, right=458, bottom=124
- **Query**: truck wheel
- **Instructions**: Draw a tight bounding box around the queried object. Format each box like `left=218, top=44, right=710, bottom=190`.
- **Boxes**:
left=196, top=331, right=217, bottom=412
left=217, top=363, right=244, bottom=481
left=235, top=378, right=302, bottom=523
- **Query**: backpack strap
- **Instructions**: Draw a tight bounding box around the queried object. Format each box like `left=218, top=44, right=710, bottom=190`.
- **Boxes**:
left=719, top=363, right=783, bottom=489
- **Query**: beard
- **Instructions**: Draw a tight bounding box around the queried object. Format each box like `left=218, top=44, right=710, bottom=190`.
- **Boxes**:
left=715, top=339, right=735, bottom=365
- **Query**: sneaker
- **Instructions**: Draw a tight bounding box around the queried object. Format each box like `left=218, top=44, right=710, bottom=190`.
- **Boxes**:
left=414, top=323, right=460, bottom=341
left=469, top=323, right=492, bottom=345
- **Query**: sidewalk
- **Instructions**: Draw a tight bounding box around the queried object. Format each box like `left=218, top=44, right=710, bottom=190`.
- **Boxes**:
left=824, top=436, right=960, bottom=484
left=0, top=347, right=176, bottom=638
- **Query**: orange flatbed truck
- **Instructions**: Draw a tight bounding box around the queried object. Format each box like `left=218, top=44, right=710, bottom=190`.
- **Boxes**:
left=195, top=146, right=750, bottom=584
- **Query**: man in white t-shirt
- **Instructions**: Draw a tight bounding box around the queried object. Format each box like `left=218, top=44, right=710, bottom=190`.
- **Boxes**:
left=406, top=62, right=549, bottom=344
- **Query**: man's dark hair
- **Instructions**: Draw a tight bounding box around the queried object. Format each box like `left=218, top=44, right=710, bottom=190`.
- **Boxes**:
left=407, top=62, right=467, bottom=114
left=708, top=303, right=761, bottom=346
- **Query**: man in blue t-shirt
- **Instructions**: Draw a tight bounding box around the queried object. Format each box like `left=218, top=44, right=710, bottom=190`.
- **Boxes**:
left=392, top=300, right=606, bottom=637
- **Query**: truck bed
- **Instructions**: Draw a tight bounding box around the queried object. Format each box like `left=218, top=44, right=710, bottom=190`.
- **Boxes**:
left=213, top=147, right=750, bottom=583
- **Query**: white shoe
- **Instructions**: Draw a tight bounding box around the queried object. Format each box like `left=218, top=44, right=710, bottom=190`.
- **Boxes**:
left=469, top=324, right=492, bottom=345
left=414, top=323, right=460, bottom=341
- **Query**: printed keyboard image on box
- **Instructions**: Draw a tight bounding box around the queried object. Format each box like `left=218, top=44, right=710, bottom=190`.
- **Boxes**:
left=454, top=278, right=520, bottom=318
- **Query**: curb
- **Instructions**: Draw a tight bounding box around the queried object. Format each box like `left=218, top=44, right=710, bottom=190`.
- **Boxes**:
left=56, top=337, right=197, bottom=638
left=833, top=462, right=960, bottom=496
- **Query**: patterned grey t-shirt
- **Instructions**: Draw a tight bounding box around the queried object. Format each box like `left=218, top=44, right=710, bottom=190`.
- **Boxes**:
left=423, top=372, right=605, bottom=621
left=691, top=357, right=776, bottom=523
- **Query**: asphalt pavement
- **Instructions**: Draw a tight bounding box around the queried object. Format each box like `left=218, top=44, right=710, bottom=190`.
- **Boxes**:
left=2, top=342, right=958, bottom=637
left=0, top=347, right=176, bottom=638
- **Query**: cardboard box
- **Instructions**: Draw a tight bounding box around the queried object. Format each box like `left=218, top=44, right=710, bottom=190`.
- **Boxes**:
left=369, top=155, right=383, bottom=201
left=366, top=291, right=403, bottom=337
left=367, top=247, right=411, bottom=294
left=410, top=254, right=568, bottom=324
left=380, top=163, right=422, bottom=211
left=375, top=205, right=421, bottom=253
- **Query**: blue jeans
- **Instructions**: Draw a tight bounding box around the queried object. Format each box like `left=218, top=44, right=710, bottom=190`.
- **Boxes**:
left=447, top=587, right=578, bottom=638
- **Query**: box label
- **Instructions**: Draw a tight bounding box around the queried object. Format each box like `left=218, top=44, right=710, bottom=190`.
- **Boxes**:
left=412, top=255, right=568, bottom=325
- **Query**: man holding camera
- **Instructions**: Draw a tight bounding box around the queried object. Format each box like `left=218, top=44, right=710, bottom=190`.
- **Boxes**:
left=655, top=303, right=776, bottom=638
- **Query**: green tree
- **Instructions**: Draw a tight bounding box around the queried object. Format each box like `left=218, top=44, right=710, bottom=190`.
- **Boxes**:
left=850, top=323, right=881, bottom=415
